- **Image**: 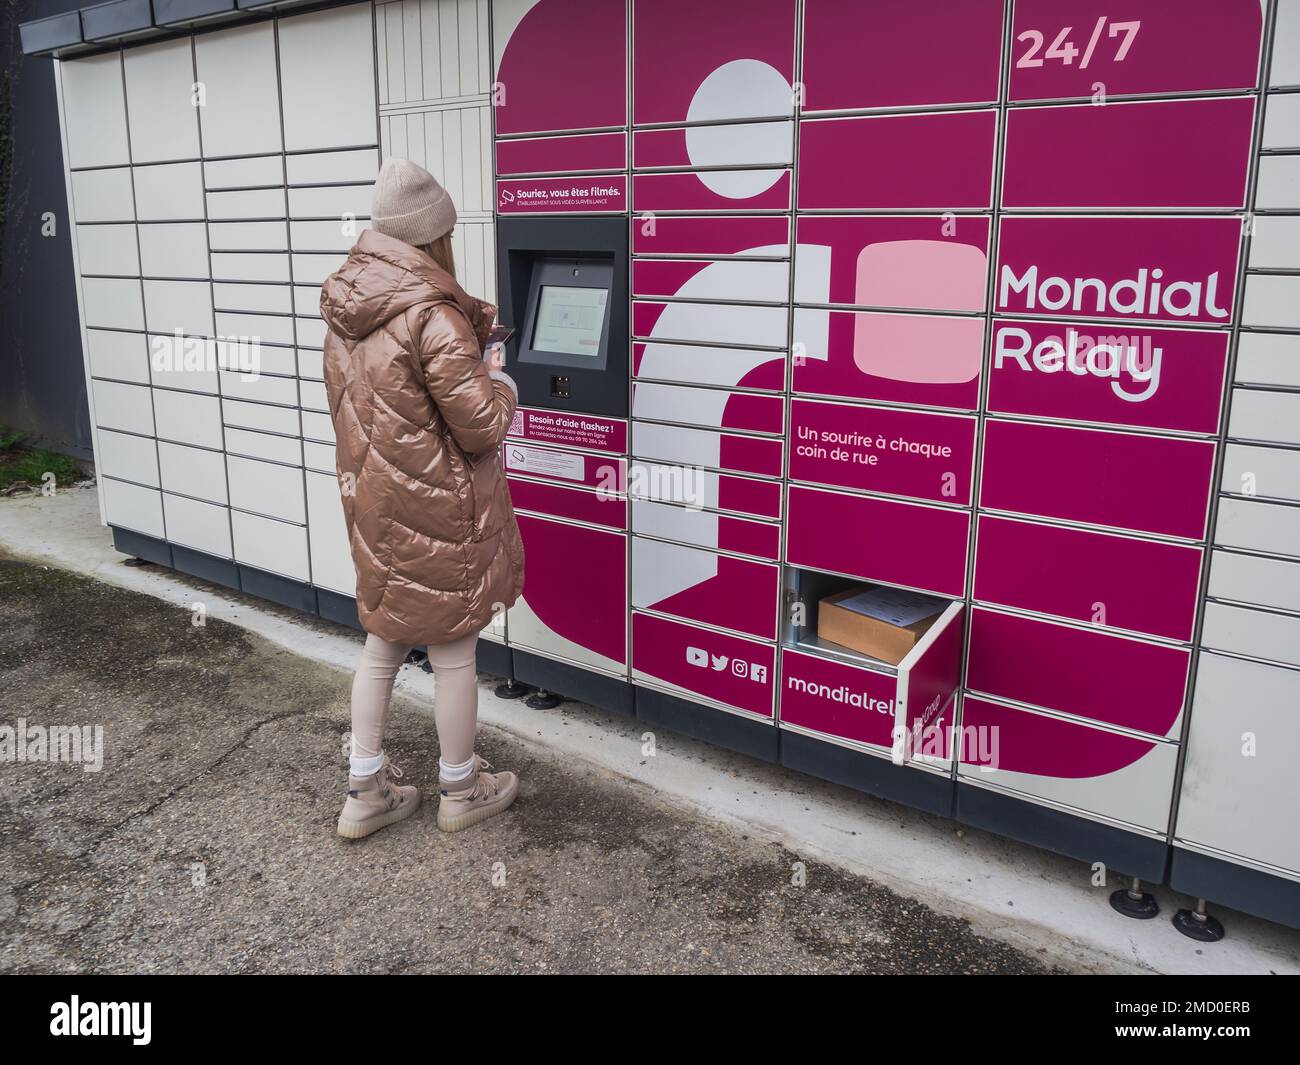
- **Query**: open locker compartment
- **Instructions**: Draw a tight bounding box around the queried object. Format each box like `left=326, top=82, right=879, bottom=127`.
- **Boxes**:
left=780, top=566, right=965, bottom=770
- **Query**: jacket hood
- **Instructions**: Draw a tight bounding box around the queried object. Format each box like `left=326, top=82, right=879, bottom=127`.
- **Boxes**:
left=319, top=228, right=493, bottom=345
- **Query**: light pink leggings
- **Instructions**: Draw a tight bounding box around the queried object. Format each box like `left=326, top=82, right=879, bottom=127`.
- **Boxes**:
left=350, top=632, right=479, bottom=766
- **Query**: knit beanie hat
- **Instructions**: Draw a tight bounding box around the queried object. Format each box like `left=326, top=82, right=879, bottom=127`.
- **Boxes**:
left=371, top=157, right=457, bottom=246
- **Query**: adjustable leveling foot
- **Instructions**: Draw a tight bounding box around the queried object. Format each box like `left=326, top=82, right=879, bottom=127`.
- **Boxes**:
left=1173, top=898, right=1226, bottom=942
left=1109, top=877, right=1160, bottom=919
left=494, top=678, right=530, bottom=699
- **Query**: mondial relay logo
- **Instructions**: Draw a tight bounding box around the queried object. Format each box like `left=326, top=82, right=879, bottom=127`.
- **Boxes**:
left=999, top=264, right=1229, bottom=321
left=785, top=675, right=893, bottom=715
left=994, top=327, right=1164, bottom=402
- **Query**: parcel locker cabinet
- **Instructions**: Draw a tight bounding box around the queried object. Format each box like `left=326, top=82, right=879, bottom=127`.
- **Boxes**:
left=35, top=0, right=1300, bottom=933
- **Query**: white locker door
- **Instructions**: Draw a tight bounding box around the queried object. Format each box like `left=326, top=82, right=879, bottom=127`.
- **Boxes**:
left=102, top=478, right=165, bottom=538
left=60, top=52, right=130, bottom=169
left=123, top=37, right=201, bottom=164
left=1177, top=653, right=1300, bottom=875
left=195, top=20, right=283, bottom=157
left=70, top=168, right=135, bottom=222
left=278, top=4, right=378, bottom=152
left=306, top=471, right=356, bottom=596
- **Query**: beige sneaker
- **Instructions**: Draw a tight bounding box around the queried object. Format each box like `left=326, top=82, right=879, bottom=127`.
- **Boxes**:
left=337, top=759, right=420, bottom=839
left=437, top=756, right=519, bottom=832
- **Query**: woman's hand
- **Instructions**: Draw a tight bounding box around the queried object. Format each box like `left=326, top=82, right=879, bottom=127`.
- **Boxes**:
left=484, top=342, right=505, bottom=373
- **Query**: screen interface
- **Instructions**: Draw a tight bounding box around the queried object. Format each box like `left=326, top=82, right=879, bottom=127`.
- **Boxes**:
left=531, top=285, right=609, bottom=356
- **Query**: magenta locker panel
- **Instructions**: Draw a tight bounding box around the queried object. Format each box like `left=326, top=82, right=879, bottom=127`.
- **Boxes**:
left=482, top=0, right=1296, bottom=928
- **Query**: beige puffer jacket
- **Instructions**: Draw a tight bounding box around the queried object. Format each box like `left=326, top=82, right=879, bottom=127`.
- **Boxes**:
left=320, top=229, right=524, bottom=646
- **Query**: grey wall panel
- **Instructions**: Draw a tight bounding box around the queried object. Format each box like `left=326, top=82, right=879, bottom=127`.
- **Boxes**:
left=377, top=0, right=490, bottom=104
left=381, top=105, right=492, bottom=214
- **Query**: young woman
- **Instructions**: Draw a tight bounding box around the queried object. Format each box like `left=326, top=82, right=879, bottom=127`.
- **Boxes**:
left=320, top=158, right=525, bottom=839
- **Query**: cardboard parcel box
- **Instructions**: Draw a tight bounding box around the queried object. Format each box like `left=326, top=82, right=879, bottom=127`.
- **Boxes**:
left=817, top=585, right=947, bottom=666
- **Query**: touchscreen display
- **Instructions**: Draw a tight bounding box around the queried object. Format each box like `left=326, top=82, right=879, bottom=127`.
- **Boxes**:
left=531, top=285, right=609, bottom=356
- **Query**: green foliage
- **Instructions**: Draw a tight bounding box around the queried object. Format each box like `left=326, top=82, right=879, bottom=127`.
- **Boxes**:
left=0, top=425, right=26, bottom=452
left=0, top=430, right=85, bottom=490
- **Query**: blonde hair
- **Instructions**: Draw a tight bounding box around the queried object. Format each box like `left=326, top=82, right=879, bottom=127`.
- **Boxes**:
left=417, top=233, right=456, bottom=280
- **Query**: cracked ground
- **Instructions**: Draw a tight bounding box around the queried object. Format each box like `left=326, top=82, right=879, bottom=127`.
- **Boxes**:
left=0, top=561, right=1064, bottom=974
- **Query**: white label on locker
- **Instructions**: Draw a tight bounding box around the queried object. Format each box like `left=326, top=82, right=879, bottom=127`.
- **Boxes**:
left=504, top=444, right=585, bottom=482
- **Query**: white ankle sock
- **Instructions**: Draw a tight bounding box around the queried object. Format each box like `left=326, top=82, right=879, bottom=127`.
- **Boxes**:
left=350, top=750, right=386, bottom=778
left=439, top=754, right=475, bottom=782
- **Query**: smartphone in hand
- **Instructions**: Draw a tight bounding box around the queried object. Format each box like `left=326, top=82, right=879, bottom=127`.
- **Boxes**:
left=484, top=325, right=514, bottom=372
left=485, top=324, right=515, bottom=349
